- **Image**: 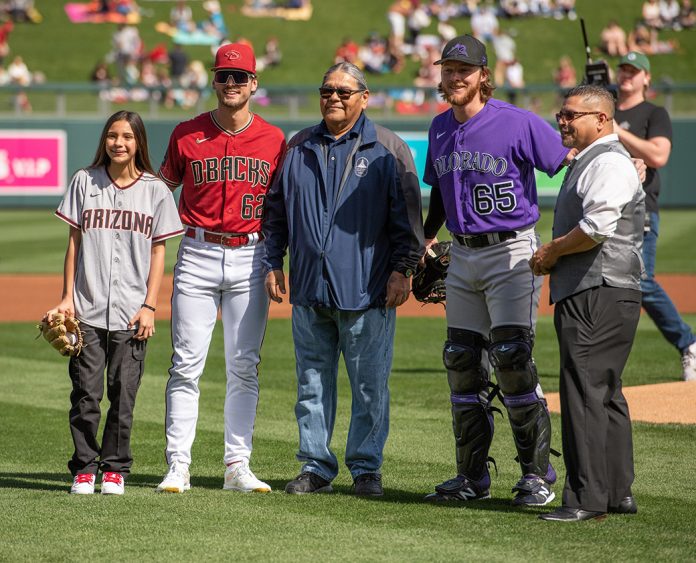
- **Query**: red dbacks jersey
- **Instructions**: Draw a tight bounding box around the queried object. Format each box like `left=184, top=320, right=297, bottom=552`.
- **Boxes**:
left=159, top=111, right=286, bottom=233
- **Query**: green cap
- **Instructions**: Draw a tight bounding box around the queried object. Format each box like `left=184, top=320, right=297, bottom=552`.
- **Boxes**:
left=619, top=51, right=651, bottom=73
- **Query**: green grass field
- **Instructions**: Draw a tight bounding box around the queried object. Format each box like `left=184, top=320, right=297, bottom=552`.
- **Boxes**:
left=2, top=315, right=696, bottom=561
left=1, top=206, right=696, bottom=560
left=1, top=208, right=695, bottom=274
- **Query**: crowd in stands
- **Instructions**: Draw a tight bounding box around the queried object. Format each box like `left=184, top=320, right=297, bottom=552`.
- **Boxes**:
left=0, top=3, right=44, bottom=112
left=86, top=1, right=283, bottom=109
left=1, top=0, right=693, bottom=116
left=599, top=1, right=693, bottom=59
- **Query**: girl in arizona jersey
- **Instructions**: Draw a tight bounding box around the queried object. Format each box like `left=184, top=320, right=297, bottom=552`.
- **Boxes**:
left=46, top=111, right=183, bottom=496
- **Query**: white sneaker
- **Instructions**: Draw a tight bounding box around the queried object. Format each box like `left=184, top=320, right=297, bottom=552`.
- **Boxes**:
left=223, top=460, right=271, bottom=493
left=682, top=342, right=696, bottom=381
left=156, top=461, right=191, bottom=493
left=70, top=473, right=95, bottom=495
left=101, top=472, right=125, bottom=495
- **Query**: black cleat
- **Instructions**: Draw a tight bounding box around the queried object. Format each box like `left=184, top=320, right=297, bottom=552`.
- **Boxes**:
left=284, top=472, right=333, bottom=494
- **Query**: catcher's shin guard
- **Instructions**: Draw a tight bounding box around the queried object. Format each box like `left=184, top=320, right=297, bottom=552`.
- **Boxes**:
left=443, top=328, right=494, bottom=479
left=489, top=326, right=551, bottom=477
left=503, top=393, right=552, bottom=478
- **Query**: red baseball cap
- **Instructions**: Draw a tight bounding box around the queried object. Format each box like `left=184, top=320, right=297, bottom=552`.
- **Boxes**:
left=211, top=43, right=256, bottom=74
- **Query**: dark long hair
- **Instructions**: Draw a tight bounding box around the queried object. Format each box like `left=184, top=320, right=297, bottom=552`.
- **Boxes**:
left=89, top=110, right=155, bottom=174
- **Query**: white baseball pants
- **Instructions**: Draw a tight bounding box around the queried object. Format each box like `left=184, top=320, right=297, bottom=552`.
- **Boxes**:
left=165, top=234, right=269, bottom=467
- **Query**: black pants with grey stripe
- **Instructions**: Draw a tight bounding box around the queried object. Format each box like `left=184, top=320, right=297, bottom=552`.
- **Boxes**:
left=67, top=324, right=146, bottom=476
left=554, top=285, right=641, bottom=513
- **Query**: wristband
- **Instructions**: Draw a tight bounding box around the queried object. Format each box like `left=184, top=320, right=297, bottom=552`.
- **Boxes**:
left=141, top=303, right=156, bottom=312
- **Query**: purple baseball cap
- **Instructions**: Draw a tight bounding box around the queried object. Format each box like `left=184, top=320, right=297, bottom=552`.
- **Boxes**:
left=434, top=34, right=488, bottom=67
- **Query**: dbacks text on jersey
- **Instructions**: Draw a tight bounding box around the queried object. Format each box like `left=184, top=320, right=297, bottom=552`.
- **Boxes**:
left=190, top=156, right=271, bottom=188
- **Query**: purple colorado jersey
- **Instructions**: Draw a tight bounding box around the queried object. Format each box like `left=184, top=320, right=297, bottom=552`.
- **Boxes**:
left=424, top=99, right=567, bottom=234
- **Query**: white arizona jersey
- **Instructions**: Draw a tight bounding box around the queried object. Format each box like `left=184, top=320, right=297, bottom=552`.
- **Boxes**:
left=56, top=166, right=184, bottom=330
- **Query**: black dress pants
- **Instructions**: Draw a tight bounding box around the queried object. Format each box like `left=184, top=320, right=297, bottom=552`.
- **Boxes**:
left=554, top=285, right=641, bottom=512
left=67, top=324, right=146, bottom=476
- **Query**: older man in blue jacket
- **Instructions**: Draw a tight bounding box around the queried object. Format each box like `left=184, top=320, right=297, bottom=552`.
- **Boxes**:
left=263, top=62, right=424, bottom=497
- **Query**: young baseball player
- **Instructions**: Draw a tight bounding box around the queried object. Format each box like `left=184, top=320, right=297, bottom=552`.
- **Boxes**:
left=156, top=43, right=286, bottom=493
left=46, top=110, right=184, bottom=495
left=421, top=35, right=573, bottom=507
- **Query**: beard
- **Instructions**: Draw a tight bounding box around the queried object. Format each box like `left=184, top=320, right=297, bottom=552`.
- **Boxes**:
left=441, top=77, right=481, bottom=107
left=216, top=88, right=251, bottom=111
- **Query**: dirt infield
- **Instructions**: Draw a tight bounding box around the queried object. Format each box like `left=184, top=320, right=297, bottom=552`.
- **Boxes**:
left=3, top=273, right=695, bottom=425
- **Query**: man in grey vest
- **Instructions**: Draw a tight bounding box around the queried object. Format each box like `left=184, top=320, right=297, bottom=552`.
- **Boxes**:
left=529, top=84, right=644, bottom=522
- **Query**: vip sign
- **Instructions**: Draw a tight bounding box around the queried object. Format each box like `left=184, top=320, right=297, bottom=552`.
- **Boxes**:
left=0, top=130, right=67, bottom=195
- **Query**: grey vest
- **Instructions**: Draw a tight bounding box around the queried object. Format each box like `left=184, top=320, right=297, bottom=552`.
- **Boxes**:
left=550, top=140, right=645, bottom=303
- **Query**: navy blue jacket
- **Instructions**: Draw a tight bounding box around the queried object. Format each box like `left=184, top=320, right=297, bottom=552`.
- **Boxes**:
left=262, top=115, right=424, bottom=310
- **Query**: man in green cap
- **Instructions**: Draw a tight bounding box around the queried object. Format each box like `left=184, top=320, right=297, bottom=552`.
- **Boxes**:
left=614, top=51, right=696, bottom=382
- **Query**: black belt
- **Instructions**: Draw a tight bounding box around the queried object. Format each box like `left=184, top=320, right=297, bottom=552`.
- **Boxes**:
left=185, top=228, right=263, bottom=247
left=451, top=230, right=517, bottom=248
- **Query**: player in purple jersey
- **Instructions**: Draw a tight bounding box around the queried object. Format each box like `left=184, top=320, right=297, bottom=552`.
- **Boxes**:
left=422, top=35, right=574, bottom=506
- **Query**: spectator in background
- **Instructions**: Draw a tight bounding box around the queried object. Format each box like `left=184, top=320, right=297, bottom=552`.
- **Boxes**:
left=111, top=24, right=142, bottom=82
left=600, top=20, right=629, bottom=57
left=406, top=4, right=431, bottom=51
left=90, top=60, right=113, bottom=87
left=471, top=2, right=499, bottom=44
left=413, top=42, right=441, bottom=87
left=0, top=20, right=12, bottom=65
left=643, top=0, right=664, bottom=28
left=628, top=20, right=678, bottom=54
left=678, top=0, right=696, bottom=28
left=170, top=0, right=193, bottom=32
left=359, top=33, right=397, bottom=74
left=257, top=36, right=282, bottom=71
left=554, top=0, right=577, bottom=20
left=613, top=51, right=696, bottom=382
left=334, top=36, right=360, bottom=65
left=387, top=0, right=412, bottom=56
left=492, top=27, right=516, bottom=87
left=659, top=0, right=681, bottom=28
left=553, top=55, right=577, bottom=90
left=7, top=54, right=31, bottom=85
left=168, top=42, right=189, bottom=84
left=200, top=0, right=227, bottom=41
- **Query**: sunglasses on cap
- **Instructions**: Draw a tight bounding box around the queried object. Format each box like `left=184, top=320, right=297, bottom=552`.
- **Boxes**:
left=214, top=69, right=253, bottom=85
left=318, top=86, right=366, bottom=100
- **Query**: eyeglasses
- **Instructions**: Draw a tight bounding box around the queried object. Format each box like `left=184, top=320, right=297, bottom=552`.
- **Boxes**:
left=214, top=70, right=253, bottom=85
left=318, top=86, right=366, bottom=100
left=555, top=110, right=603, bottom=124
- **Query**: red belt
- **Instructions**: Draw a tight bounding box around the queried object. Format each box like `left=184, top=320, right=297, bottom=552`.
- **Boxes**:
left=185, top=228, right=263, bottom=247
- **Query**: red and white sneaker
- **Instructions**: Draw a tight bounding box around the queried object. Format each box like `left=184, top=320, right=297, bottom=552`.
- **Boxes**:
left=101, top=472, right=125, bottom=495
left=70, top=473, right=96, bottom=495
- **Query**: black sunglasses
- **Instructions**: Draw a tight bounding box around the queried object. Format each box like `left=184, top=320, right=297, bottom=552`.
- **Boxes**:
left=214, top=70, right=253, bottom=85
left=318, top=86, right=366, bottom=100
left=555, top=110, right=603, bottom=123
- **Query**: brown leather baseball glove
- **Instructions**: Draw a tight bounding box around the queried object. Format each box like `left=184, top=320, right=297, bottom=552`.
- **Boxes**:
left=37, top=313, right=84, bottom=357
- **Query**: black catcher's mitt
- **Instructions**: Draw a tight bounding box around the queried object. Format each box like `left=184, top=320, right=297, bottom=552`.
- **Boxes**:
left=412, top=241, right=451, bottom=305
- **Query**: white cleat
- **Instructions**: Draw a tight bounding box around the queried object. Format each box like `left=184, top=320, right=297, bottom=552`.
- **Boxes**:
left=682, top=342, right=696, bottom=381
left=156, top=462, right=191, bottom=493
left=70, top=473, right=96, bottom=495
left=101, top=472, right=125, bottom=495
left=223, top=460, right=271, bottom=493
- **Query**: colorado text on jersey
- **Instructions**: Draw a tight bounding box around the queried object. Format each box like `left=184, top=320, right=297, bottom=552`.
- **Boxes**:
left=433, top=151, right=509, bottom=178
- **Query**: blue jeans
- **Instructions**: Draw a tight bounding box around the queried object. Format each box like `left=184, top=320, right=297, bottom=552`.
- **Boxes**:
left=641, top=211, right=695, bottom=353
left=291, top=305, right=396, bottom=481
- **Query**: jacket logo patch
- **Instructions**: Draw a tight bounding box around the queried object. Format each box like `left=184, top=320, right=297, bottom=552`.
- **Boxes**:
left=354, top=156, right=369, bottom=177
